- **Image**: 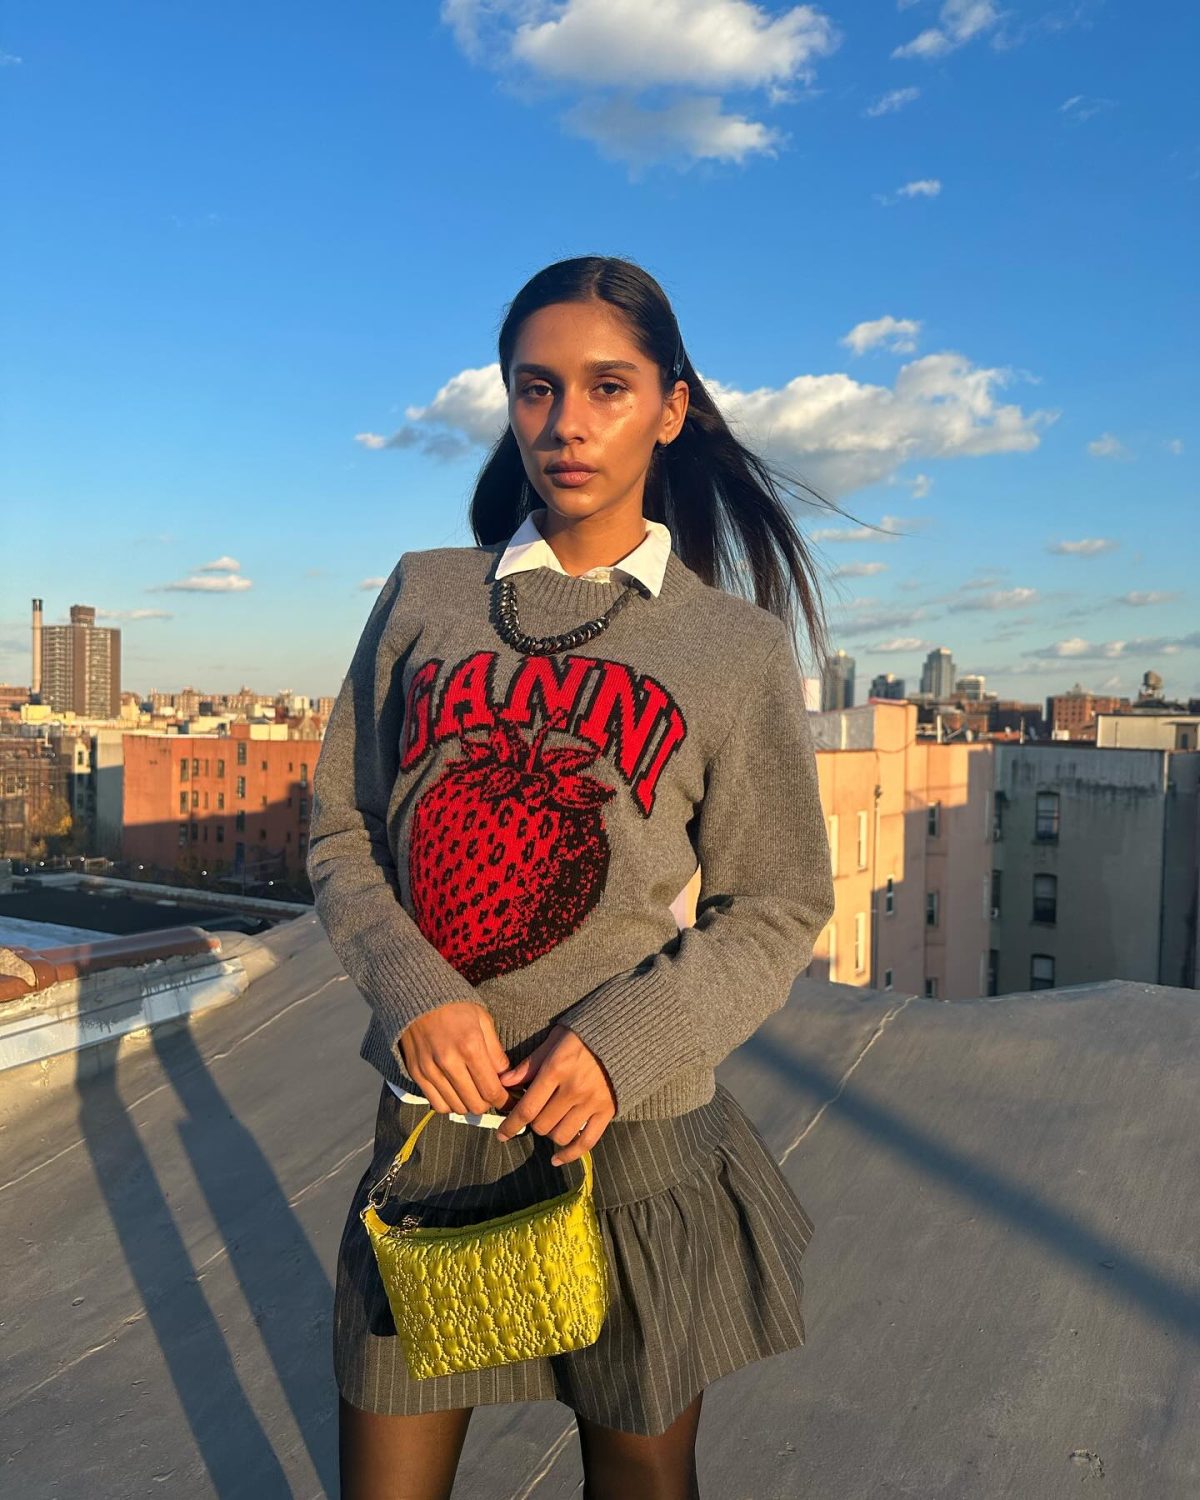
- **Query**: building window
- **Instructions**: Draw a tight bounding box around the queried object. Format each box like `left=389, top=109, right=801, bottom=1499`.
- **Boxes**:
left=927, top=801, right=941, bottom=837
left=237, top=741, right=247, bottom=765
left=217, top=793, right=225, bottom=810
left=236, top=776, right=246, bottom=799
left=1031, top=953, right=1055, bottom=990
left=216, top=759, right=225, bottom=778
left=883, top=968, right=894, bottom=991
left=884, top=876, right=895, bottom=916
left=298, top=797, right=308, bottom=821
left=216, top=825, right=224, bottom=843
left=991, top=868, right=1002, bottom=918
left=925, top=977, right=938, bottom=999
left=1033, top=873, right=1058, bottom=924
left=192, top=758, right=200, bottom=777
left=300, top=762, right=309, bottom=786
left=827, top=814, right=839, bottom=878
left=856, top=811, right=869, bottom=870
left=190, top=822, right=199, bottom=842
left=926, top=890, right=940, bottom=927
left=180, top=757, right=189, bottom=781
left=987, top=950, right=998, bottom=997
left=992, top=790, right=1006, bottom=842
left=261, top=760, right=268, bottom=773
left=1035, top=791, right=1060, bottom=842
left=191, top=790, right=199, bottom=809
left=179, top=791, right=187, bottom=814
left=236, top=811, right=245, bottom=832
left=854, top=912, right=866, bottom=973
left=178, top=823, right=188, bottom=847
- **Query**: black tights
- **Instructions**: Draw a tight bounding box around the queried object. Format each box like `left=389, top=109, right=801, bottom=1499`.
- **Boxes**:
left=339, top=1388, right=704, bottom=1500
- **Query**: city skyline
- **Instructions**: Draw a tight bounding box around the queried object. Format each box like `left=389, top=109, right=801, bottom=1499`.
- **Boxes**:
left=4, top=3, right=1194, bottom=703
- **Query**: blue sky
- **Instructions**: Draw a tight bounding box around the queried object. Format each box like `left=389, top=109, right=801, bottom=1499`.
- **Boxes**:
left=5, top=1, right=1196, bottom=704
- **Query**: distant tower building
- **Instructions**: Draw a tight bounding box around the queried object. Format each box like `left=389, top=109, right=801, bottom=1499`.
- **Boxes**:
left=821, top=650, right=855, bottom=712
left=921, top=647, right=956, bottom=699
left=869, top=673, right=906, bottom=700
left=956, top=674, right=986, bottom=701
left=37, top=602, right=122, bottom=718
left=31, top=598, right=43, bottom=702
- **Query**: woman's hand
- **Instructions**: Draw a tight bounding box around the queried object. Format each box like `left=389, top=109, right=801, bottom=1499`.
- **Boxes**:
left=494, top=1024, right=617, bottom=1165
left=399, top=1001, right=513, bottom=1117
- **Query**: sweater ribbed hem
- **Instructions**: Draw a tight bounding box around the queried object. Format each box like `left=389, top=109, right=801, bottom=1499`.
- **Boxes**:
left=357, top=1012, right=719, bottom=1121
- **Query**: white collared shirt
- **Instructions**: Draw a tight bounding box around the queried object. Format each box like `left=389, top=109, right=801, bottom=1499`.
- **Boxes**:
left=494, top=506, right=674, bottom=595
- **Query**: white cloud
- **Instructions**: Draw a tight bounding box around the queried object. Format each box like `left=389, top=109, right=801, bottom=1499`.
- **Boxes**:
left=1025, top=632, right=1200, bottom=661
left=1047, top=537, right=1117, bottom=556
left=829, top=603, right=930, bottom=639
left=197, top=555, right=241, bottom=573
left=1166, top=437, right=1184, bottom=455
left=441, top=0, right=841, bottom=168
left=562, top=94, right=783, bottom=170
left=810, top=515, right=921, bottom=542
left=892, top=0, right=1002, bottom=60
left=1087, top=431, right=1132, bottom=459
left=841, top=315, right=922, bottom=355
left=947, top=586, right=1038, bottom=612
left=1059, top=94, right=1115, bottom=124
left=95, top=608, right=174, bottom=621
left=872, top=636, right=932, bottom=652
left=864, top=86, right=920, bottom=117
left=373, top=347, right=1055, bottom=498
left=875, top=178, right=941, bottom=206
left=360, top=576, right=389, bottom=591
left=152, top=574, right=253, bottom=593
left=831, top=561, right=889, bottom=578
left=1119, top=591, right=1177, bottom=607
left=0, top=51, right=22, bottom=66
left=508, top=0, right=838, bottom=88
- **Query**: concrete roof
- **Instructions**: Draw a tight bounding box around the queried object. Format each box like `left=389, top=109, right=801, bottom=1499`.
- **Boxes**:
left=1, top=915, right=1196, bottom=1498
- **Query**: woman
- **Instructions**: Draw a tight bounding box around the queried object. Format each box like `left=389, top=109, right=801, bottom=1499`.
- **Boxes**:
left=308, top=255, right=836, bottom=1499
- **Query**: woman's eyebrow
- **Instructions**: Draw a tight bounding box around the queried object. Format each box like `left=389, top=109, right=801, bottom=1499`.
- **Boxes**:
left=513, top=359, right=640, bottom=377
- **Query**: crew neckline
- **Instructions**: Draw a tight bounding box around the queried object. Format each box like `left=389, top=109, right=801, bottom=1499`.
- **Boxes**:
left=482, top=544, right=699, bottom=615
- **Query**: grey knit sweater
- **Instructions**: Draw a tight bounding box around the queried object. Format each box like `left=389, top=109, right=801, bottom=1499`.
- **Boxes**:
left=306, top=542, right=834, bottom=1120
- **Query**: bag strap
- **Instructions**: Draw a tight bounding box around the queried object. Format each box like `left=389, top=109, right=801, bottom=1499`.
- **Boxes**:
left=365, top=1103, right=594, bottom=1213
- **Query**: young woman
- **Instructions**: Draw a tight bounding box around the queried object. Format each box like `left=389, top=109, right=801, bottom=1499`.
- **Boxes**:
left=308, top=255, right=836, bottom=1500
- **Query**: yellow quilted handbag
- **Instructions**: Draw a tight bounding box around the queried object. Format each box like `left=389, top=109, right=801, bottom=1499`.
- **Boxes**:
left=360, top=1103, right=612, bottom=1379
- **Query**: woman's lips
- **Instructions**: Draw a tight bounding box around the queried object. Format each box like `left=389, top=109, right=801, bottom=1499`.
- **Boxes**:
left=547, top=469, right=596, bottom=487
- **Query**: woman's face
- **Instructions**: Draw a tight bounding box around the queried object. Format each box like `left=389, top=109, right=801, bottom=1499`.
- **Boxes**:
left=507, top=299, right=688, bottom=522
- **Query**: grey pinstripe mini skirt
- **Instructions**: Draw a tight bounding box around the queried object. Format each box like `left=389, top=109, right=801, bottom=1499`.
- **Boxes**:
left=333, top=1078, right=814, bottom=1437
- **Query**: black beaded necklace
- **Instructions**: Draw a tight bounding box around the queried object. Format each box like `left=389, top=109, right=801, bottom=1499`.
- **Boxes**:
left=491, top=572, right=647, bottom=657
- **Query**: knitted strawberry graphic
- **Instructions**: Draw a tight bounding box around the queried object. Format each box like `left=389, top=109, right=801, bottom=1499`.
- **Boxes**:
left=408, top=706, right=617, bottom=982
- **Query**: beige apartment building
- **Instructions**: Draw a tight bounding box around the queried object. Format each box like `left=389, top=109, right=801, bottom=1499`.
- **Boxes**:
left=807, top=702, right=994, bottom=999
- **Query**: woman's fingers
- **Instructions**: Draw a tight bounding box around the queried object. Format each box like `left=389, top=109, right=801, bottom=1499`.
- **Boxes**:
left=552, top=1110, right=609, bottom=1164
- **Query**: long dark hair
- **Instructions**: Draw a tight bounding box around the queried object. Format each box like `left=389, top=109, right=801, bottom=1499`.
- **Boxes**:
left=468, top=255, right=838, bottom=673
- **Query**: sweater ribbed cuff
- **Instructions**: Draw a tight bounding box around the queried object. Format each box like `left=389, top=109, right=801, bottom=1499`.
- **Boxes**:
left=555, top=964, right=706, bottom=1118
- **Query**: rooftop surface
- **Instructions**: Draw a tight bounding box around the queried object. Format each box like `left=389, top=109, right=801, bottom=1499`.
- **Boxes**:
left=2, top=916, right=1197, bottom=1498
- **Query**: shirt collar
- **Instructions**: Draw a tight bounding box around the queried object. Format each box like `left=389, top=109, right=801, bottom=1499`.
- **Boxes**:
left=493, top=507, right=674, bottom=597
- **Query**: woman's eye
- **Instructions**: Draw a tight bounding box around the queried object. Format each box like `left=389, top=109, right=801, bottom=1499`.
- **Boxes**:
left=518, top=380, right=626, bottom=399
